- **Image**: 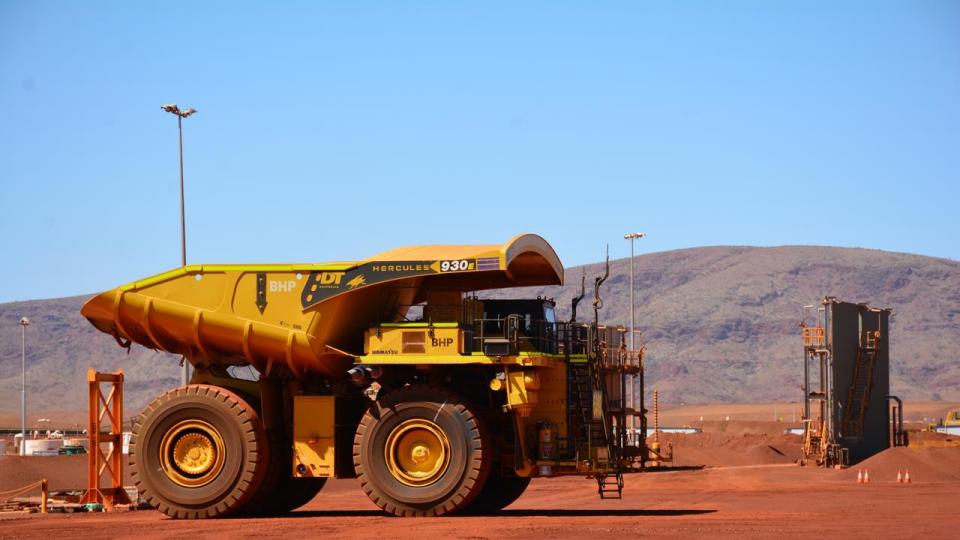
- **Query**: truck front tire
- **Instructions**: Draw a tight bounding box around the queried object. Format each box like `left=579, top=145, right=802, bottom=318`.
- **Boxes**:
left=130, top=385, right=269, bottom=518
left=353, top=385, right=491, bottom=516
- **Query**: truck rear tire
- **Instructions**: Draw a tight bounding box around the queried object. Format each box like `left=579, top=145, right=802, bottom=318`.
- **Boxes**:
left=353, top=385, right=491, bottom=516
left=462, top=472, right=530, bottom=514
left=130, top=385, right=269, bottom=518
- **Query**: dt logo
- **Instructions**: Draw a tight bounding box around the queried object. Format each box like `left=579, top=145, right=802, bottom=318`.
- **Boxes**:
left=317, top=272, right=344, bottom=286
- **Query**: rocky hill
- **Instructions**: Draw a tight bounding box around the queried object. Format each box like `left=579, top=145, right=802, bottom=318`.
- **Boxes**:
left=496, top=245, right=960, bottom=405
left=0, top=295, right=181, bottom=427
left=1, top=245, right=958, bottom=426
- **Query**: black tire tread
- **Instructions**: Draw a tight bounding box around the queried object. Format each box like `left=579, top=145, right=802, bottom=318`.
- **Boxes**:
left=129, top=384, right=267, bottom=519
left=352, top=385, right=490, bottom=517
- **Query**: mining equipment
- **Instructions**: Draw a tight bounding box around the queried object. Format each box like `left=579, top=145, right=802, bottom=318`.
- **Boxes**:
left=799, top=297, right=899, bottom=467
left=81, top=234, right=647, bottom=518
left=929, top=411, right=960, bottom=435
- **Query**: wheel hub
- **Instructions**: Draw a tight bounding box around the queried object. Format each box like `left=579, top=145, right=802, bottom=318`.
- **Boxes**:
left=159, top=419, right=227, bottom=487
left=411, top=444, right=430, bottom=464
left=384, top=419, right=451, bottom=487
left=173, top=432, right=217, bottom=475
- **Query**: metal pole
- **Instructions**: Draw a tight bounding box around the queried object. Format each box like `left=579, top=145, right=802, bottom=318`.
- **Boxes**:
left=629, top=238, right=635, bottom=350
left=623, top=232, right=644, bottom=446
left=178, top=114, right=186, bottom=268
left=628, top=237, right=635, bottom=445
left=177, top=115, right=188, bottom=386
left=803, top=348, right=810, bottom=421
left=162, top=104, right=194, bottom=387
left=824, top=302, right=833, bottom=445
left=20, top=320, right=27, bottom=455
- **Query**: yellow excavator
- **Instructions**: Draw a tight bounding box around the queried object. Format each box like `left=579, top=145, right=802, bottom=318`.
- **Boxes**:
left=82, top=234, right=646, bottom=518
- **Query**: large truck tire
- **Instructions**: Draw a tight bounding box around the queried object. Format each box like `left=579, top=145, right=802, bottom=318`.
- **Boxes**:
left=130, top=385, right=270, bottom=518
left=353, top=385, right=491, bottom=517
left=462, top=472, right=530, bottom=514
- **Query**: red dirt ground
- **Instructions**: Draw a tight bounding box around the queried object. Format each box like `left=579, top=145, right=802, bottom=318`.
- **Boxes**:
left=3, top=419, right=959, bottom=539
left=1, top=447, right=958, bottom=539
left=1, top=463, right=958, bottom=539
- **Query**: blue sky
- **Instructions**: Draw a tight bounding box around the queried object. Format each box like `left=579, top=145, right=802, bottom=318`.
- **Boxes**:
left=1, top=1, right=958, bottom=302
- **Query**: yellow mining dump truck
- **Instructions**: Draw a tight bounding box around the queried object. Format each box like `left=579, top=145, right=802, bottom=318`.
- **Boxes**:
left=930, top=411, right=960, bottom=435
left=82, top=234, right=645, bottom=518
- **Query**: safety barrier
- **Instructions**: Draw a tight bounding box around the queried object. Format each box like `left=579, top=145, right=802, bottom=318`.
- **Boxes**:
left=0, top=479, right=48, bottom=513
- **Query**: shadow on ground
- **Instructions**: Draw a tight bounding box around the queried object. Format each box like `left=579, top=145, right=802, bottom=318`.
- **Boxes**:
left=283, top=508, right=716, bottom=518
left=640, top=465, right=706, bottom=473
left=498, top=509, right=716, bottom=517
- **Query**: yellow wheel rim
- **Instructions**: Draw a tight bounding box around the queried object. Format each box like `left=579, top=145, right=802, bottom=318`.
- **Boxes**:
left=159, top=419, right=226, bottom=487
left=384, top=419, right=451, bottom=487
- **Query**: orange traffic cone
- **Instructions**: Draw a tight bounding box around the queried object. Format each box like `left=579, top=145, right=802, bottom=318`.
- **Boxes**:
left=857, top=469, right=863, bottom=483
left=904, top=469, right=911, bottom=484
left=897, top=469, right=903, bottom=483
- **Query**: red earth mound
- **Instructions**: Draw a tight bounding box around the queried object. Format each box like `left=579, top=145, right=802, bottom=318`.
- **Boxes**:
left=651, top=430, right=803, bottom=467
left=842, top=446, right=960, bottom=483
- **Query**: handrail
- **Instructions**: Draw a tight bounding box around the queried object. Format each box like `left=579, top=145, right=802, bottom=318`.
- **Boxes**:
left=0, top=478, right=48, bottom=513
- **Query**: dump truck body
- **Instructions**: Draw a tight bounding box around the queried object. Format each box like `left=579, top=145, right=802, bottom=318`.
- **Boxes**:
left=82, top=234, right=646, bottom=518
left=932, top=411, right=960, bottom=435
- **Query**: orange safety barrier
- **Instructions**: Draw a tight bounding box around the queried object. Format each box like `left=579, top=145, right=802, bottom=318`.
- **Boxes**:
left=79, top=369, right=132, bottom=509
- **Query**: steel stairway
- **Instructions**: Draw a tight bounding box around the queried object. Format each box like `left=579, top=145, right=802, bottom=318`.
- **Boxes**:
left=842, top=330, right=880, bottom=439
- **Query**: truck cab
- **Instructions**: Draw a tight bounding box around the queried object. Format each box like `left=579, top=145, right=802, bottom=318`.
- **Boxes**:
left=361, top=297, right=559, bottom=360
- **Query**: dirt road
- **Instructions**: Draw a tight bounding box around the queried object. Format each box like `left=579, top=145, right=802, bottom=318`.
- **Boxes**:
left=1, top=462, right=957, bottom=539
left=3, top=427, right=957, bottom=538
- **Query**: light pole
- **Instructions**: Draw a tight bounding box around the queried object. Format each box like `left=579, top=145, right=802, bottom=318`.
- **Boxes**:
left=161, top=104, right=197, bottom=268
left=623, top=232, right=646, bottom=351
left=623, top=232, right=646, bottom=445
left=162, top=103, right=197, bottom=386
left=19, top=317, right=30, bottom=455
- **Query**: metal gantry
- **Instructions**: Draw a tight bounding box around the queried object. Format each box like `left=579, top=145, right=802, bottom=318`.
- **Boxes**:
left=801, top=300, right=837, bottom=466
left=79, top=369, right=132, bottom=509
left=801, top=298, right=891, bottom=467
